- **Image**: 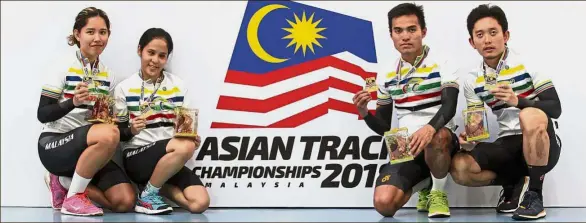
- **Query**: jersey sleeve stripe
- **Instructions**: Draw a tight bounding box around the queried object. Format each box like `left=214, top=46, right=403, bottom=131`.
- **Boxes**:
left=533, top=80, right=554, bottom=95
left=533, top=79, right=552, bottom=89
left=441, top=81, right=459, bottom=89
left=41, top=86, right=62, bottom=99
left=376, top=98, right=393, bottom=106
left=117, top=116, right=129, bottom=122
left=42, top=86, right=62, bottom=94
left=41, top=90, right=61, bottom=99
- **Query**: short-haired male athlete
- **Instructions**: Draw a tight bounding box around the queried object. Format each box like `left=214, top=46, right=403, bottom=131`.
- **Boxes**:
left=353, top=3, right=460, bottom=218
left=451, top=4, right=562, bottom=221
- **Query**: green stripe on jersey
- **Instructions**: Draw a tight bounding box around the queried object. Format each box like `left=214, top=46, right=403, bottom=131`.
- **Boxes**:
left=390, top=81, right=441, bottom=96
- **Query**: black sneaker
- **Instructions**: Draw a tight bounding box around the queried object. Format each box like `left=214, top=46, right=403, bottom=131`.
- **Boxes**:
left=497, top=177, right=529, bottom=213
left=512, top=191, right=546, bottom=220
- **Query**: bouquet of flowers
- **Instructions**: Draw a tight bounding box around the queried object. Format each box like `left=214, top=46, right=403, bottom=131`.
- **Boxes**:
left=86, top=94, right=116, bottom=124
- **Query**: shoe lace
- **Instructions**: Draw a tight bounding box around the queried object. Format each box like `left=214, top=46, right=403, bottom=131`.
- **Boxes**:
left=518, top=192, right=535, bottom=209
left=428, top=191, right=448, bottom=207
left=418, top=189, right=429, bottom=203
left=76, top=191, right=94, bottom=207
left=144, top=193, right=166, bottom=205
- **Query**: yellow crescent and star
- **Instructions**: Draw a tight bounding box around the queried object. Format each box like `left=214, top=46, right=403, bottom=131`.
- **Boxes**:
left=247, top=4, right=327, bottom=63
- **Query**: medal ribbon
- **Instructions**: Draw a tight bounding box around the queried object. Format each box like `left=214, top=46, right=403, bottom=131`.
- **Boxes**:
left=395, top=45, right=430, bottom=88
left=76, top=50, right=99, bottom=85
left=482, top=47, right=509, bottom=78
left=139, top=70, right=163, bottom=112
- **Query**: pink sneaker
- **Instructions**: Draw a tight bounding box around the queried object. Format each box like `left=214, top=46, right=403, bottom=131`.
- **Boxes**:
left=60, top=191, right=103, bottom=216
left=44, top=172, right=67, bottom=210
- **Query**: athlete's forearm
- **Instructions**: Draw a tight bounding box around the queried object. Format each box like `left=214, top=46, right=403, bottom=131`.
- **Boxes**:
left=37, top=95, right=76, bottom=123
left=363, top=103, right=394, bottom=135
left=428, top=87, right=459, bottom=131
left=516, top=87, right=561, bottom=118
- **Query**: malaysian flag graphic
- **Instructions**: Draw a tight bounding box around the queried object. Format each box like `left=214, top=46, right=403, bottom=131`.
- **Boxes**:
left=212, top=0, right=378, bottom=128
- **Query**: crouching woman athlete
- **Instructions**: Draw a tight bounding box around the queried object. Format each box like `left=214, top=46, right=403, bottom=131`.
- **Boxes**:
left=114, top=28, right=210, bottom=215
left=38, top=7, right=134, bottom=217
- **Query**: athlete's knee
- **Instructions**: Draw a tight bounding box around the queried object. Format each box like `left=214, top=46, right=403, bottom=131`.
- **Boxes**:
left=92, top=124, right=120, bottom=149
left=109, top=192, right=135, bottom=213
left=171, top=138, right=197, bottom=159
left=450, top=154, right=473, bottom=185
left=373, top=188, right=403, bottom=217
left=187, top=196, right=210, bottom=213
left=429, top=127, right=452, bottom=151
left=519, top=108, right=548, bottom=133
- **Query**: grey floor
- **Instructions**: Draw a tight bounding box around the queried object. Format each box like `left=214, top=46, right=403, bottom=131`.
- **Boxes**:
left=1, top=207, right=585, bottom=222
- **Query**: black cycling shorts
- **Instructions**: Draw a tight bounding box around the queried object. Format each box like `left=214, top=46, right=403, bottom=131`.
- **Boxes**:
left=465, top=117, right=561, bottom=184
left=123, top=139, right=203, bottom=191
left=375, top=128, right=459, bottom=192
left=38, top=125, right=131, bottom=191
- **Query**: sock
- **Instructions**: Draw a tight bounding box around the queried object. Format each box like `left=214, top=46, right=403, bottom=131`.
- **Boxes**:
left=528, top=165, right=547, bottom=200
left=431, top=173, right=447, bottom=192
left=141, top=182, right=161, bottom=198
left=67, top=172, right=92, bottom=198
left=59, top=176, right=72, bottom=189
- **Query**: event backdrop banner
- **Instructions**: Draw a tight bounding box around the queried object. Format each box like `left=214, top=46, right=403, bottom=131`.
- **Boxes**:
left=2, top=1, right=585, bottom=207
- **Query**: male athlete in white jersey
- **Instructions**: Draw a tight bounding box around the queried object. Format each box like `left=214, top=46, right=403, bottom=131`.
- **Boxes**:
left=450, top=4, right=562, bottom=221
left=353, top=3, right=460, bottom=218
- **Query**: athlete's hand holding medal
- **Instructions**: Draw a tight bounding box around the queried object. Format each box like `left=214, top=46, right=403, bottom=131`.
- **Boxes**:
left=489, top=82, right=518, bottom=107
left=352, top=90, right=371, bottom=118
left=73, top=82, right=90, bottom=107
left=79, top=56, right=100, bottom=105
left=131, top=101, right=155, bottom=135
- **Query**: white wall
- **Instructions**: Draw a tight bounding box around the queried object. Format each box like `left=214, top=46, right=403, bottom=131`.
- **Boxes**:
left=2, top=1, right=585, bottom=207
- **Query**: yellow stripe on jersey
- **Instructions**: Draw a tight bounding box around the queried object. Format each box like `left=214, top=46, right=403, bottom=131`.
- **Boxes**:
left=129, top=86, right=181, bottom=95
left=386, top=64, right=438, bottom=79
left=475, top=64, right=525, bottom=83
left=500, top=64, right=525, bottom=76
left=67, top=67, right=109, bottom=77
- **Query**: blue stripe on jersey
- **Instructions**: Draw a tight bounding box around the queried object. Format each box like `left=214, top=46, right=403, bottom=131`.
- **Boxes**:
left=168, top=96, right=184, bottom=103
left=474, top=73, right=531, bottom=94
left=126, top=96, right=140, bottom=102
